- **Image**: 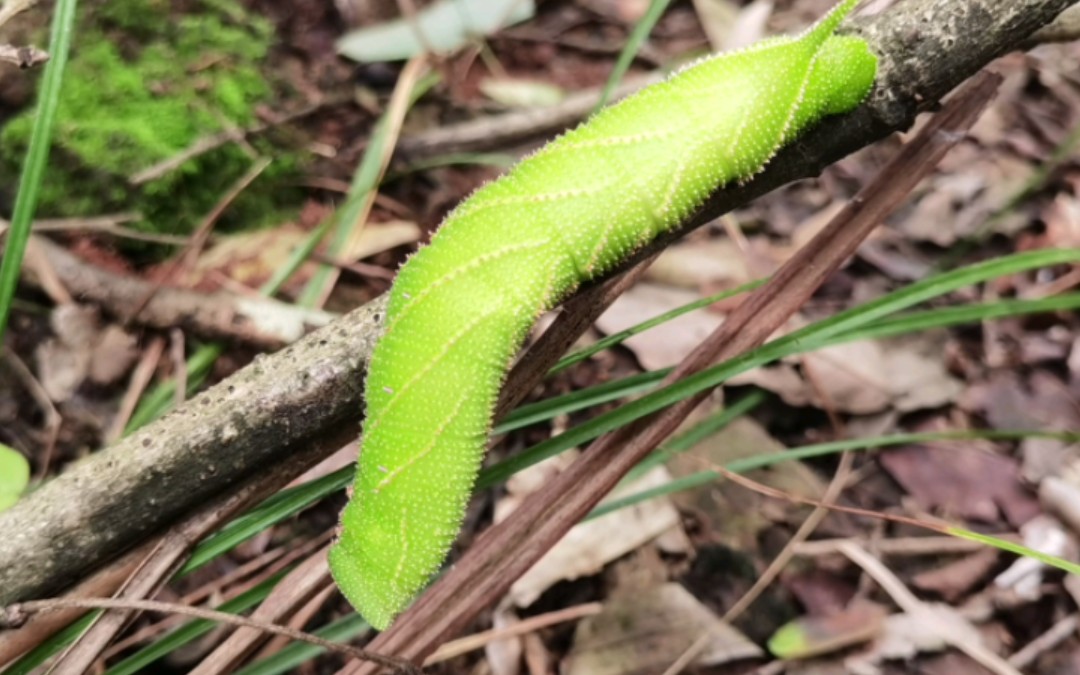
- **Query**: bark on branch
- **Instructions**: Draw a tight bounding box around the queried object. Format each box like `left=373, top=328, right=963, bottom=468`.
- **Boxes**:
left=0, top=0, right=1074, bottom=606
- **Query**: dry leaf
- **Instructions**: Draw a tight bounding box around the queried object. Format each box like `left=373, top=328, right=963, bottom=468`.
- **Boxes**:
left=595, top=283, right=723, bottom=370
left=36, top=304, right=137, bottom=400
left=666, top=416, right=828, bottom=551
left=645, top=239, right=754, bottom=289
left=565, top=583, right=762, bottom=674
left=502, top=466, right=683, bottom=607
left=880, top=444, right=1040, bottom=526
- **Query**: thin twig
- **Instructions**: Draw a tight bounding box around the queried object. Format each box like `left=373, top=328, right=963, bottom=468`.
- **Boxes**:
left=1007, top=613, right=1079, bottom=669
left=189, top=548, right=334, bottom=675
left=837, top=542, right=1022, bottom=675
left=425, top=602, right=602, bottom=665
left=792, top=536, right=1005, bottom=557
left=130, top=156, right=273, bottom=320
left=1, top=346, right=60, bottom=479
left=2, top=598, right=420, bottom=675
left=130, top=97, right=349, bottom=186
left=105, top=336, right=167, bottom=443
left=19, top=235, right=336, bottom=349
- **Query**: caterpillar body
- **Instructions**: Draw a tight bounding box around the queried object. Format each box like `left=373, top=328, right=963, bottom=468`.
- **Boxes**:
left=330, top=0, right=877, bottom=630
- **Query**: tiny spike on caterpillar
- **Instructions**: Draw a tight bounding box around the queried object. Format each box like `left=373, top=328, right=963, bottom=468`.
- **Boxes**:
left=330, top=0, right=877, bottom=630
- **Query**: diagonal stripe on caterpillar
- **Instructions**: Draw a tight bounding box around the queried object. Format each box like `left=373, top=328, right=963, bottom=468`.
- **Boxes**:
left=329, top=0, right=877, bottom=630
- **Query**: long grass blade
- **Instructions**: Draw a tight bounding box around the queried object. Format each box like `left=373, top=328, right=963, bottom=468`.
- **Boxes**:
left=0, top=0, right=78, bottom=343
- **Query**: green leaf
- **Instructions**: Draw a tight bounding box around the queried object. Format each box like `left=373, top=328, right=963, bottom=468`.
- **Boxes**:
left=0, top=443, right=30, bottom=512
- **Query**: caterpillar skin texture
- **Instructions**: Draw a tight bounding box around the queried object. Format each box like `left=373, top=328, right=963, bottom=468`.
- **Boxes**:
left=330, top=0, right=876, bottom=630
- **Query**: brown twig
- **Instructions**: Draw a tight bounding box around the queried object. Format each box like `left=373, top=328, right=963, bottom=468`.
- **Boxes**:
left=102, top=534, right=329, bottom=659
left=424, top=602, right=603, bottom=665
left=189, top=548, right=335, bottom=675
left=17, top=235, right=336, bottom=349
left=395, top=74, right=663, bottom=158
left=1, top=346, right=61, bottom=478
left=338, top=69, right=1002, bottom=674
left=1, top=597, right=419, bottom=675
left=129, top=97, right=351, bottom=186
left=105, top=337, right=167, bottom=443
left=129, top=157, right=273, bottom=321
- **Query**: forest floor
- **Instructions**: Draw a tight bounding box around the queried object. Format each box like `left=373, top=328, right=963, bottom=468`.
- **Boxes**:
left=2, top=0, right=1080, bottom=673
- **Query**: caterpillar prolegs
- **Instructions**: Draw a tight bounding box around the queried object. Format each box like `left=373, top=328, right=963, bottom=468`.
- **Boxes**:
left=329, top=0, right=877, bottom=630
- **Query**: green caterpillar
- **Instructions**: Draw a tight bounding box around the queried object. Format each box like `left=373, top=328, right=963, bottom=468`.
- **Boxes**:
left=330, top=0, right=877, bottom=630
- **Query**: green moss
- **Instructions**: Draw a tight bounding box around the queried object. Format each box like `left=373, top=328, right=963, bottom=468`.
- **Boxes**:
left=1, top=0, right=301, bottom=247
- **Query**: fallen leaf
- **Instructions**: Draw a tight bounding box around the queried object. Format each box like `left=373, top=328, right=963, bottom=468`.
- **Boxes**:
left=595, top=283, right=723, bottom=370
left=485, top=607, right=523, bottom=675
left=963, top=370, right=1080, bottom=432
left=689, top=0, right=740, bottom=52
left=666, top=416, right=829, bottom=552
left=879, top=444, right=1040, bottom=526
left=501, top=465, right=684, bottom=607
left=188, top=221, right=421, bottom=292
left=786, top=569, right=858, bottom=617
left=733, top=333, right=962, bottom=415
left=36, top=304, right=100, bottom=401
left=89, top=325, right=140, bottom=386
left=342, top=220, right=422, bottom=262
left=1041, top=476, right=1080, bottom=535
left=912, top=548, right=1001, bottom=602
left=565, top=583, right=762, bottom=675
left=645, top=239, right=755, bottom=290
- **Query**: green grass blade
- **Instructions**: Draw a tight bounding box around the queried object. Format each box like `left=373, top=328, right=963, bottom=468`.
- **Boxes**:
left=178, top=467, right=352, bottom=576
left=297, top=71, right=439, bottom=308
left=494, top=369, right=669, bottom=434
left=829, top=292, right=1080, bottom=343
left=232, top=614, right=371, bottom=675
left=551, top=279, right=763, bottom=373
left=590, top=429, right=1080, bottom=518
left=947, top=526, right=1080, bottom=576
left=0, top=0, right=79, bottom=343
left=260, top=214, right=337, bottom=296
left=594, top=0, right=672, bottom=111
